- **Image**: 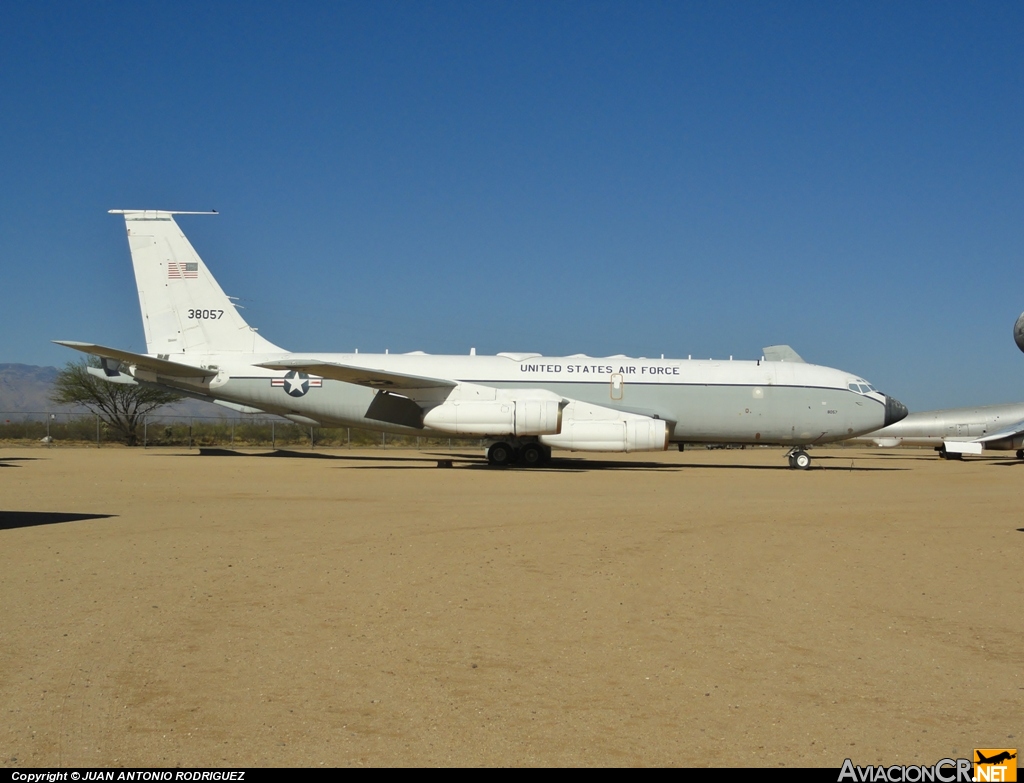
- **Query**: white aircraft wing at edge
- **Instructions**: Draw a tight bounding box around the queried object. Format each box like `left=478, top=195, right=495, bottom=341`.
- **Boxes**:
left=257, top=359, right=457, bottom=390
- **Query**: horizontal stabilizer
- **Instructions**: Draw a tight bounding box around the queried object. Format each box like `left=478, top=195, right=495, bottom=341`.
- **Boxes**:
left=257, top=359, right=455, bottom=390
left=86, top=366, right=137, bottom=385
left=763, top=345, right=805, bottom=363
left=54, top=341, right=218, bottom=379
left=108, top=209, right=218, bottom=217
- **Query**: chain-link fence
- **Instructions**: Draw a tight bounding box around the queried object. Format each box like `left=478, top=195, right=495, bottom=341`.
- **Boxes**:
left=0, top=411, right=478, bottom=449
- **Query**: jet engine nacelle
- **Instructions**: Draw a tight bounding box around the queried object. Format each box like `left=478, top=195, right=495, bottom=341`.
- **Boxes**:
left=422, top=399, right=562, bottom=436
left=540, top=417, right=669, bottom=452
left=1014, top=311, right=1024, bottom=354
left=871, top=437, right=901, bottom=448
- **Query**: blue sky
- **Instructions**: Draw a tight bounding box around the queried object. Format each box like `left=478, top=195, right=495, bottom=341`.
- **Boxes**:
left=2, top=1, right=1022, bottom=410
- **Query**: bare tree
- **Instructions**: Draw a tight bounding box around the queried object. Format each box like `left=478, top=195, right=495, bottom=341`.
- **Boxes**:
left=50, top=359, right=183, bottom=445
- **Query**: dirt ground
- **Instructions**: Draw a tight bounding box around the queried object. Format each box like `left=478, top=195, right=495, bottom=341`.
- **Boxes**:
left=0, top=445, right=1020, bottom=767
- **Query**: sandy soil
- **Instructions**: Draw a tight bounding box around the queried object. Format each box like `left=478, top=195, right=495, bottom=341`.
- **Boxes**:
left=1, top=445, right=1020, bottom=767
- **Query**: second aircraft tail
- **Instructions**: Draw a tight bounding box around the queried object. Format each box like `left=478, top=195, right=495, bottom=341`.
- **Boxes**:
left=111, top=210, right=283, bottom=356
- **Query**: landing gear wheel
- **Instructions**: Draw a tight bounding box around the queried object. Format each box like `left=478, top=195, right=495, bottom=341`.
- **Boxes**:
left=487, top=442, right=516, bottom=467
left=1017, top=449, right=1024, bottom=460
left=519, top=443, right=544, bottom=467
left=788, top=449, right=811, bottom=470
left=944, top=451, right=963, bottom=461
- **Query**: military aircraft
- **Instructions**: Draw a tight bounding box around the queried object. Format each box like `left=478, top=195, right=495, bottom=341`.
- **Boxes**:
left=850, top=401, right=1024, bottom=459
left=55, top=210, right=907, bottom=469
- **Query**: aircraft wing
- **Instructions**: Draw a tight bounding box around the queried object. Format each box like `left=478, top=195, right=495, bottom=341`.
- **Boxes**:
left=53, top=341, right=218, bottom=379
left=257, top=359, right=456, bottom=390
left=972, top=419, right=1024, bottom=444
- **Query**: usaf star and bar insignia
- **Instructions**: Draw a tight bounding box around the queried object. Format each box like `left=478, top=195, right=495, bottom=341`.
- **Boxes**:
left=271, top=370, right=323, bottom=398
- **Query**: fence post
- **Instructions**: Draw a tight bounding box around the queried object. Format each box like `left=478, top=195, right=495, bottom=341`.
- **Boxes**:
left=382, top=431, right=386, bottom=449
left=231, top=419, right=234, bottom=446
left=347, top=427, right=350, bottom=447
left=188, top=418, right=193, bottom=449
left=271, top=420, right=275, bottom=449
left=310, top=426, right=315, bottom=450
left=96, top=414, right=100, bottom=448
left=144, top=416, right=147, bottom=448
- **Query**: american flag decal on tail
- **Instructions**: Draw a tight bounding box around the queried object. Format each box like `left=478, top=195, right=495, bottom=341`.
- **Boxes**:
left=168, top=261, right=199, bottom=279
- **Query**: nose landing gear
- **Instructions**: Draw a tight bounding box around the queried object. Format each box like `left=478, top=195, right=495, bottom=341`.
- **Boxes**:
left=787, top=449, right=812, bottom=470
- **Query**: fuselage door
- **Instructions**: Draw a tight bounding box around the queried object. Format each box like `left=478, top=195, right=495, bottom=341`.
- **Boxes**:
left=610, top=373, right=624, bottom=401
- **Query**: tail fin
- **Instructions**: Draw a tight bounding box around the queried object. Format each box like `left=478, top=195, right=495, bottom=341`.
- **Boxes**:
left=111, top=210, right=283, bottom=355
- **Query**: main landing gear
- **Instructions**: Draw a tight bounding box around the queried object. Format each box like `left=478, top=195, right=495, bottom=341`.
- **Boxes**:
left=486, top=441, right=552, bottom=468
left=786, top=448, right=812, bottom=470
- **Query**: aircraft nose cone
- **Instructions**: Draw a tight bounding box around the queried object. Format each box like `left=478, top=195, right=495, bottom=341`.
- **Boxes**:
left=884, top=396, right=909, bottom=427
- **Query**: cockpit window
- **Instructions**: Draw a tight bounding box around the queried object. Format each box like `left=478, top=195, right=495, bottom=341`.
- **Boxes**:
left=848, top=380, right=877, bottom=395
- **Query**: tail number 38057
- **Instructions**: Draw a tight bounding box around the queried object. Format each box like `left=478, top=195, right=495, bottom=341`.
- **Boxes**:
left=188, top=309, right=224, bottom=320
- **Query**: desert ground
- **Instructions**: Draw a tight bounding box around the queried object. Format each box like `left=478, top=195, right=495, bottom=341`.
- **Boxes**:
left=0, top=445, right=1020, bottom=767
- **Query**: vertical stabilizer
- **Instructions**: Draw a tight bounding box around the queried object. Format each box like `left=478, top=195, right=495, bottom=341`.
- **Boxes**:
left=111, top=210, right=282, bottom=355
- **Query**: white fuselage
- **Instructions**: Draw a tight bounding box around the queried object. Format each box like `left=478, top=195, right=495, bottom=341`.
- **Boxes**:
left=58, top=210, right=908, bottom=461
left=144, top=349, right=898, bottom=446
